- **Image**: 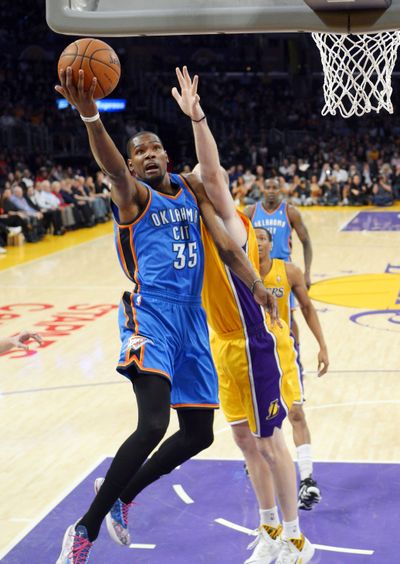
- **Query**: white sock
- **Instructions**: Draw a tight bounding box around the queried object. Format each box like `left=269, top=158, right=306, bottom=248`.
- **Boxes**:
left=297, top=443, right=313, bottom=481
left=282, top=518, right=301, bottom=540
left=259, top=506, right=279, bottom=528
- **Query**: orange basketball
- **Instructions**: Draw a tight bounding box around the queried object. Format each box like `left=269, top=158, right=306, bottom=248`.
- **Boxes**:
left=58, top=38, right=121, bottom=100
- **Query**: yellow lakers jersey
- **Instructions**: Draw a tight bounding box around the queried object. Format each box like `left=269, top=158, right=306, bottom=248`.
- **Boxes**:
left=201, top=212, right=262, bottom=336
left=262, top=259, right=291, bottom=327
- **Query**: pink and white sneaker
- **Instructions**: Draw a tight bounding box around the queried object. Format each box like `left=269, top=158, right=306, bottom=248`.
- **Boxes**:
left=94, top=477, right=132, bottom=546
left=56, top=522, right=93, bottom=564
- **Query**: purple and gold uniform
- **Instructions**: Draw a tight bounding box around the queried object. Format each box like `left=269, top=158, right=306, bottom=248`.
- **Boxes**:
left=201, top=213, right=301, bottom=437
left=262, top=258, right=304, bottom=403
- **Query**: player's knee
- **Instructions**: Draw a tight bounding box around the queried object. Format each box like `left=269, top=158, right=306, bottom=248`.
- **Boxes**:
left=233, top=430, right=255, bottom=454
left=256, top=440, right=277, bottom=466
left=187, top=425, right=214, bottom=454
left=138, top=418, right=169, bottom=448
left=288, top=405, right=305, bottom=425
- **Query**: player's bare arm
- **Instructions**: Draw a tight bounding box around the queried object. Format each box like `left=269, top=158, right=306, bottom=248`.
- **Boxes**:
left=55, top=67, right=148, bottom=222
left=243, top=204, right=256, bottom=219
left=188, top=176, right=279, bottom=322
left=173, top=67, right=247, bottom=247
left=287, top=205, right=313, bottom=289
left=286, top=262, right=328, bottom=376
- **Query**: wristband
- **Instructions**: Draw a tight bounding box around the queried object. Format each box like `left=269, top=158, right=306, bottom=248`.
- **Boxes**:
left=80, top=112, right=100, bottom=123
left=191, top=115, right=206, bottom=123
left=250, top=278, right=263, bottom=294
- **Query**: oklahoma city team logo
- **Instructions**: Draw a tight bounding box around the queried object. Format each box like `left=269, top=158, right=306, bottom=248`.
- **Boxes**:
left=128, top=334, right=153, bottom=351
left=266, top=399, right=280, bottom=420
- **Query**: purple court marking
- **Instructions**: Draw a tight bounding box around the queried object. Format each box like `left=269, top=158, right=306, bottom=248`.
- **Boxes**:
left=3, top=459, right=400, bottom=563
left=342, top=211, right=400, bottom=231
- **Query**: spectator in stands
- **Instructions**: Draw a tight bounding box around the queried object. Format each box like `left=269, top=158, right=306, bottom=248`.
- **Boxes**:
left=320, top=176, right=340, bottom=206
left=372, top=176, right=394, bottom=207
left=309, top=174, right=322, bottom=205
left=60, top=179, right=95, bottom=228
left=347, top=174, right=370, bottom=206
left=26, top=183, right=65, bottom=235
left=51, top=180, right=76, bottom=229
left=84, top=175, right=110, bottom=220
left=291, top=177, right=313, bottom=206
left=2, top=186, right=43, bottom=242
left=392, top=164, right=400, bottom=200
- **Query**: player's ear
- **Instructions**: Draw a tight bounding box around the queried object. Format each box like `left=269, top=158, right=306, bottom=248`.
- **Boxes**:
left=127, top=159, right=135, bottom=173
left=165, top=151, right=169, bottom=163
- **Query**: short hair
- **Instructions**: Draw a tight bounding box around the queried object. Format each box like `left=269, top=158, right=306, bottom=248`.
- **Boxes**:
left=126, top=131, right=163, bottom=157
left=254, top=226, right=272, bottom=242
left=265, top=178, right=279, bottom=187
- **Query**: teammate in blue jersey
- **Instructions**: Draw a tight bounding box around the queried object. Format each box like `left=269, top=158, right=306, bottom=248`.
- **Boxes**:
left=244, top=181, right=320, bottom=511
left=55, top=68, right=277, bottom=564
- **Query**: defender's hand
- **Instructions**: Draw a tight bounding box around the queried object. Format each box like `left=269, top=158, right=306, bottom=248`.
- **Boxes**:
left=253, top=285, right=282, bottom=327
left=317, top=347, right=329, bottom=376
left=9, top=331, right=43, bottom=351
left=171, top=66, right=205, bottom=122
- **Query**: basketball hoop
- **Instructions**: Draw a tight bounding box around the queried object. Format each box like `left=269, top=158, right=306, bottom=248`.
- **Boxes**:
left=312, top=31, right=400, bottom=118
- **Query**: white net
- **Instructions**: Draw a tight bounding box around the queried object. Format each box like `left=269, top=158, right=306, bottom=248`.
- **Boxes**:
left=312, top=31, right=400, bottom=118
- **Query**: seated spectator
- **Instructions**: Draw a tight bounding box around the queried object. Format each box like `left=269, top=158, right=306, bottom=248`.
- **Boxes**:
left=392, top=164, right=400, bottom=200
left=26, top=183, right=65, bottom=236
left=291, top=177, right=313, bottom=206
left=51, top=180, right=76, bottom=229
left=60, top=179, right=95, bottom=228
left=347, top=174, right=369, bottom=206
left=320, top=177, right=341, bottom=206
left=84, top=175, right=109, bottom=221
left=309, top=174, right=322, bottom=205
left=5, top=185, right=45, bottom=241
left=372, top=177, right=394, bottom=207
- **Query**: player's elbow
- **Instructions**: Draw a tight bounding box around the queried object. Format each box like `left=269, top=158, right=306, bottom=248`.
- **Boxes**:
left=217, top=241, right=237, bottom=267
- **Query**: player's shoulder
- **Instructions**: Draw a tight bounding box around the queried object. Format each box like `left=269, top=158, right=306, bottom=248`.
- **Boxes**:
left=285, top=201, right=302, bottom=222
left=285, top=260, right=303, bottom=283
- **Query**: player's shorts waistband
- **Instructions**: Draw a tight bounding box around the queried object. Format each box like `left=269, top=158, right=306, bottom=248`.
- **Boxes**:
left=135, top=284, right=202, bottom=306
left=214, top=321, right=266, bottom=341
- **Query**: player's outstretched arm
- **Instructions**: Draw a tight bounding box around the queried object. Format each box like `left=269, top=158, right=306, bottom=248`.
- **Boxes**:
left=55, top=68, right=147, bottom=214
left=191, top=179, right=279, bottom=323
left=172, top=66, right=246, bottom=246
left=0, top=331, right=43, bottom=354
left=287, top=263, right=328, bottom=376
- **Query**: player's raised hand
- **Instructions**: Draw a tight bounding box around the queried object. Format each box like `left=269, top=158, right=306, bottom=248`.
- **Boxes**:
left=171, top=66, right=205, bottom=121
left=55, top=67, right=98, bottom=118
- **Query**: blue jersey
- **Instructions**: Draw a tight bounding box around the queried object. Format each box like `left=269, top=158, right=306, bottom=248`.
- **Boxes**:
left=111, top=173, right=204, bottom=301
left=251, top=201, right=292, bottom=260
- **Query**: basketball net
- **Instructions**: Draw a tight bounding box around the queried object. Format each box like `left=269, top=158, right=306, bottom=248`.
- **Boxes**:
left=312, top=31, right=400, bottom=118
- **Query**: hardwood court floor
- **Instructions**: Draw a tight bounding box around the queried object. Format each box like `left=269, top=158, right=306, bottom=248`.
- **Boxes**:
left=0, top=207, right=399, bottom=557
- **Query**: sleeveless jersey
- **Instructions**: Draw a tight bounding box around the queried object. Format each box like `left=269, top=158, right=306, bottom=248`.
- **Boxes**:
left=262, top=259, right=291, bottom=327
left=201, top=212, right=263, bottom=336
left=251, top=201, right=292, bottom=260
left=112, top=173, right=204, bottom=301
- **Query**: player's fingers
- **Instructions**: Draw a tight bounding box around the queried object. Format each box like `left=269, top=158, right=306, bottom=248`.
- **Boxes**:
left=175, top=67, right=185, bottom=89
left=16, top=343, right=29, bottom=351
left=171, top=87, right=181, bottom=103
left=88, top=76, right=97, bottom=98
left=58, top=67, right=67, bottom=89
left=65, top=67, right=76, bottom=93
left=192, top=75, right=199, bottom=96
left=54, top=85, right=67, bottom=98
left=182, top=65, right=191, bottom=85
left=78, top=69, right=85, bottom=93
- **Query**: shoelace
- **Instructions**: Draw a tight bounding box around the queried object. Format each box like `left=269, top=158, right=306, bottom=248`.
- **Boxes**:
left=121, top=500, right=133, bottom=527
left=70, top=534, right=92, bottom=564
left=278, top=537, right=304, bottom=563
left=247, top=524, right=282, bottom=550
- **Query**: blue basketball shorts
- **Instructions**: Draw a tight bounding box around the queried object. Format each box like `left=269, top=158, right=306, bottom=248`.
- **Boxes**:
left=117, top=290, right=219, bottom=409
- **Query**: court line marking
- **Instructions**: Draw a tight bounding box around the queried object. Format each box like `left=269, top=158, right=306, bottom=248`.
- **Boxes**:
left=173, top=484, right=194, bottom=504
left=129, top=543, right=156, bottom=549
left=190, top=455, right=400, bottom=465
left=215, top=518, right=374, bottom=555
left=0, top=456, right=107, bottom=561
left=2, top=369, right=399, bottom=397
left=339, top=212, right=359, bottom=231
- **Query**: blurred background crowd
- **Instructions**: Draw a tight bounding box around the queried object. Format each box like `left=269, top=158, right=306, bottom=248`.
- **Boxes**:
left=1, top=1, right=400, bottom=252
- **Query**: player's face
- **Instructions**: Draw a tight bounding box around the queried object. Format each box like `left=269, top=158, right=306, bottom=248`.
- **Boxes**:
left=255, top=229, right=271, bottom=259
left=128, top=133, right=168, bottom=185
left=263, top=181, right=281, bottom=205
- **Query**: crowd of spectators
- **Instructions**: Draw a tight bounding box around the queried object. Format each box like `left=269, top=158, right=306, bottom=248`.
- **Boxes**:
left=1, top=1, right=400, bottom=254
left=0, top=166, right=112, bottom=253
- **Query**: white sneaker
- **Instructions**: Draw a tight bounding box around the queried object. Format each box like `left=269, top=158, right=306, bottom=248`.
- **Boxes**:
left=276, top=534, right=315, bottom=563
left=7, top=226, right=22, bottom=235
left=94, top=477, right=131, bottom=546
left=245, top=524, right=282, bottom=563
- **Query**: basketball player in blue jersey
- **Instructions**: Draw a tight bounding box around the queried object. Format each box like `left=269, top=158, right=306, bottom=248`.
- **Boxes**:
left=54, top=68, right=277, bottom=564
left=244, top=179, right=321, bottom=511
left=173, top=66, right=315, bottom=564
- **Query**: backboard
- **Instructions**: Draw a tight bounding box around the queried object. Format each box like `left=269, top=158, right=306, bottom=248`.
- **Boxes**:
left=46, top=0, right=400, bottom=37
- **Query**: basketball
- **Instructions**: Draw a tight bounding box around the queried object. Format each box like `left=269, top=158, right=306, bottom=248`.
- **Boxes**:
left=57, top=38, right=121, bottom=99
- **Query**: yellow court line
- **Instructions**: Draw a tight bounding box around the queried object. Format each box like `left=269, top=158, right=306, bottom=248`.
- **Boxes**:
left=0, top=221, right=114, bottom=272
